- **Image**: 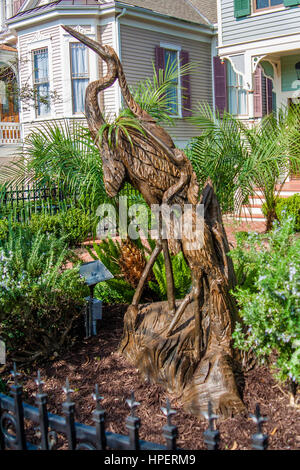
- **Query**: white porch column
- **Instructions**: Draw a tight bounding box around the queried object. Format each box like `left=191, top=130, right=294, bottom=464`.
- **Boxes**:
left=244, top=52, right=256, bottom=125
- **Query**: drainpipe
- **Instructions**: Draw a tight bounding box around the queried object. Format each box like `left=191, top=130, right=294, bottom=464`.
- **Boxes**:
left=116, top=7, right=127, bottom=61
left=115, top=8, right=127, bottom=112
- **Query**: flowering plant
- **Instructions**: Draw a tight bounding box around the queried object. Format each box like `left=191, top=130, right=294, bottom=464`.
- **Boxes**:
left=0, top=228, right=87, bottom=362
left=230, top=217, right=300, bottom=386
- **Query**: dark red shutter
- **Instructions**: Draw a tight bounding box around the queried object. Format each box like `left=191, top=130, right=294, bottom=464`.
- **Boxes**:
left=266, top=78, right=273, bottom=115
left=254, top=66, right=263, bottom=118
left=155, top=46, right=165, bottom=79
left=213, top=56, right=227, bottom=115
left=180, top=50, right=192, bottom=117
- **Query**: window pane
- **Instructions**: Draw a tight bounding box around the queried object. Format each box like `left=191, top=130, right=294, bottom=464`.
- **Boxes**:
left=228, top=87, right=238, bottom=115
left=33, top=49, right=49, bottom=83
left=271, top=0, right=282, bottom=5
left=72, top=78, right=89, bottom=114
left=164, top=49, right=179, bottom=115
left=33, top=48, right=50, bottom=116
left=71, top=43, right=89, bottom=113
left=71, top=43, right=88, bottom=78
left=36, top=83, right=50, bottom=116
left=238, top=89, right=247, bottom=115
left=227, top=63, right=237, bottom=87
left=256, top=0, right=269, bottom=9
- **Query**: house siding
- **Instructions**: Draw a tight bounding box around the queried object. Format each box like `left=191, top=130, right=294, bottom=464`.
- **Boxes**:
left=221, top=1, right=300, bottom=46
left=18, top=24, right=63, bottom=137
left=100, top=21, right=117, bottom=117
left=120, top=24, right=213, bottom=144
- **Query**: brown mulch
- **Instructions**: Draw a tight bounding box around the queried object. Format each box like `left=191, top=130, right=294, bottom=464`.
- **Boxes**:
left=2, top=305, right=299, bottom=451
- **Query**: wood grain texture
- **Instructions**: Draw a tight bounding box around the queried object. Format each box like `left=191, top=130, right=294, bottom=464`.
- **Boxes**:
left=62, top=25, right=245, bottom=418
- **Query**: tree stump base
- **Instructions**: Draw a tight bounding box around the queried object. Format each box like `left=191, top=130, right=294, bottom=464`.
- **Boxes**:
left=119, top=300, right=246, bottom=418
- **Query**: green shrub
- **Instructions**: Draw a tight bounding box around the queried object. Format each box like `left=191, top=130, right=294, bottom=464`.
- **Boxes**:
left=60, top=207, right=94, bottom=246
left=275, top=193, right=300, bottom=231
left=0, top=229, right=87, bottom=363
left=0, top=219, right=9, bottom=242
left=29, top=212, right=61, bottom=237
left=28, top=207, right=95, bottom=246
left=230, top=217, right=300, bottom=386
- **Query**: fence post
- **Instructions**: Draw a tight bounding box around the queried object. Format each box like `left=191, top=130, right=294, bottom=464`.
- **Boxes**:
left=92, top=384, right=107, bottom=450
left=125, top=392, right=140, bottom=450
left=10, top=363, right=27, bottom=450
left=250, top=404, right=268, bottom=450
left=35, top=370, right=50, bottom=450
left=161, top=399, right=178, bottom=450
left=62, top=378, right=77, bottom=450
left=203, top=401, right=220, bottom=450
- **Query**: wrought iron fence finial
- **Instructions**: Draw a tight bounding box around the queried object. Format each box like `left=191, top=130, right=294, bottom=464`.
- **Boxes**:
left=10, top=362, right=21, bottom=386
left=161, top=398, right=177, bottom=427
left=35, top=370, right=45, bottom=394
left=202, top=400, right=219, bottom=431
left=93, top=384, right=104, bottom=410
left=126, top=391, right=140, bottom=417
left=62, top=378, right=74, bottom=403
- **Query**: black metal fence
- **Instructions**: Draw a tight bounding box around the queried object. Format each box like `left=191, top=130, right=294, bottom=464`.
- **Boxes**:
left=0, top=364, right=269, bottom=451
left=0, top=183, right=77, bottom=222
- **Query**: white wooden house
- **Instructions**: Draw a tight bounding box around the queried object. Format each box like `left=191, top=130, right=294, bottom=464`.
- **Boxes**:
left=216, top=0, right=300, bottom=219
left=0, top=0, right=218, bottom=155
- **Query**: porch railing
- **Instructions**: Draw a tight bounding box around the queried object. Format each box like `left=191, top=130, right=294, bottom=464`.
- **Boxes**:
left=0, top=122, right=22, bottom=145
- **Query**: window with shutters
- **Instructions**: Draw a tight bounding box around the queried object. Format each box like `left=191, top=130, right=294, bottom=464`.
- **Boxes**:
left=155, top=44, right=192, bottom=118
left=226, top=61, right=248, bottom=116
left=164, top=48, right=180, bottom=116
left=253, top=0, right=283, bottom=12
left=70, top=42, right=89, bottom=114
left=32, top=47, right=50, bottom=117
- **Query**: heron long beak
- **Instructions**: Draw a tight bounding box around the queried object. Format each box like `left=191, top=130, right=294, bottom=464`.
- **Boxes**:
left=62, top=25, right=112, bottom=61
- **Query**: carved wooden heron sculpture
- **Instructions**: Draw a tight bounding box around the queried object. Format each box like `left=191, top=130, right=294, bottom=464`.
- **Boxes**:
left=62, top=26, right=245, bottom=417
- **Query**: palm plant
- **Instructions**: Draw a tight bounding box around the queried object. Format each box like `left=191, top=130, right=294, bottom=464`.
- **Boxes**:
left=2, top=58, right=195, bottom=215
left=1, top=119, right=108, bottom=211
left=188, top=104, right=300, bottom=230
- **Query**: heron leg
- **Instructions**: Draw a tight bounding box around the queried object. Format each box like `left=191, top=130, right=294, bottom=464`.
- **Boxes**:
left=132, top=240, right=163, bottom=307
left=166, top=275, right=203, bottom=358
left=162, top=239, right=176, bottom=315
left=165, top=290, right=193, bottom=337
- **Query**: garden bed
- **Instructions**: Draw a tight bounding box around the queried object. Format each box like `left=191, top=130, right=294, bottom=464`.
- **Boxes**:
left=2, top=304, right=299, bottom=450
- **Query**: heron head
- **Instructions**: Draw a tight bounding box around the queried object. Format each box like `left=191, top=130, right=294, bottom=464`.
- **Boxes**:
left=62, top=25, right=117, bottom=63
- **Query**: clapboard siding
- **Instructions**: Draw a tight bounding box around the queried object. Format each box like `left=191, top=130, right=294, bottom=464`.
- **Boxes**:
left=101, top=21, right=116, bottom=117
left=221, top=1, right=300, bottom=46
left=120, top=24, right=213, bottom=143
left=18, top=24, right=63, bottom=124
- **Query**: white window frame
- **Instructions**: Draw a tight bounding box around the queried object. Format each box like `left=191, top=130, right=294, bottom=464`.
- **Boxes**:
left=28, top=38, right=54, bottom=121
left=61, top=23, right=98, bottom=119
left=32, top=47, right=51, bottom=118
left=160, top=42, right=182, bottom=119
left=69, top=42, right=90, bottom=115
left=227, top=63, right=249, bottom=117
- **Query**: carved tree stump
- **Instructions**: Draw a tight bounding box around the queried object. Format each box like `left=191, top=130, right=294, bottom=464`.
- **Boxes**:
left=119, top=181, right=245, bottom=418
